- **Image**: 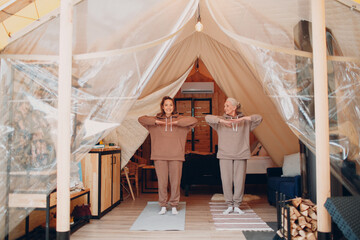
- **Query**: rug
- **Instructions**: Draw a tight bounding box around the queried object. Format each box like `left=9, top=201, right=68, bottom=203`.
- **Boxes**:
left=209, top=202, right=273, bottom=231
left=243, top=222, right=278, bottom=240
left=211, top=193, right=261, bottom=202
left=130, top=201, right=186, bottom=231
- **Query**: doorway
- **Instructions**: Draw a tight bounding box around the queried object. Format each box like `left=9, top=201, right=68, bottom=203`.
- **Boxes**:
left=175, top=98, right=213, bottom=152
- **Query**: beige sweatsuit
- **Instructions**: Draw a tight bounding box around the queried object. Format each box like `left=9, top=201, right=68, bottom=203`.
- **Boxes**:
left=205, top=113, right=262, bottom=207
left=138, top=113, right=197, bottom=207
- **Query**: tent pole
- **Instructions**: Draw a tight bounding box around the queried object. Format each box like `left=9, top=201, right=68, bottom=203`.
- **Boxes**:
left=56, top=0, right=73, bottom=239
left=311, top=0, right=331, bottom=239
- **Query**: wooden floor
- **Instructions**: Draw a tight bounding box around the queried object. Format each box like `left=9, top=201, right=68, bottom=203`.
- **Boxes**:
left=71, top=185, right=276, bottom=240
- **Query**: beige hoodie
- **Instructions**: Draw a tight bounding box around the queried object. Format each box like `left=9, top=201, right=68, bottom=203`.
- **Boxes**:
left=205, top=114, right=262, bottom=160
left=138, top=113, right=198, bottom=161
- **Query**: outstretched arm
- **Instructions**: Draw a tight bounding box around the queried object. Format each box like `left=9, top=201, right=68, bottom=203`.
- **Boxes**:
left=176, top=116, right=198, bottom=129
left=249, top=115, right=262, bottom=131
left=226, top=115, right=262, bottom=130
left=155, top=119, right=167, bottom=125
left=205, top=115, right=222, bottom=130
left=138, top=116, right=156, bottom=130
left=227, top=116, right=252, bottom=123
left=219, top=118, right=233, bottom=128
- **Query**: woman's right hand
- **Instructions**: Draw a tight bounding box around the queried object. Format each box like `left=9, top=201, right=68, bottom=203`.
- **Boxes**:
left=155, top=120, right=165, bottom=125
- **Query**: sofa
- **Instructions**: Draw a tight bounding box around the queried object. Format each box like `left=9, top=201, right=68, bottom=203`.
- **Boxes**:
left=267, top=153, right=302, bottom=206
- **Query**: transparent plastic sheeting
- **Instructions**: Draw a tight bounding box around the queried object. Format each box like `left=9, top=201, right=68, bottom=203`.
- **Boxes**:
left=0, top=0, right=198, bottom=237
left=0, top=57, right=135, bottom=237
left=207, top=0, right=360, bottom=196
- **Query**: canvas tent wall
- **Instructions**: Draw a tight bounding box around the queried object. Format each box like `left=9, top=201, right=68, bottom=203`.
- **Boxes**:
left=0, top=0, right=360, bottom=238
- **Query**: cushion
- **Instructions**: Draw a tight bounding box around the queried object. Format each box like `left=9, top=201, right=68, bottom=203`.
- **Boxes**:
left=282, top=152, right=301, bottom=177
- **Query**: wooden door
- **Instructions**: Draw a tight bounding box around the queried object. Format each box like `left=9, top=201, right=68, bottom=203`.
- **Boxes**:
left=100, top=154, right=112, bottom=212
left=194, top=99, right=212, bottom=152
left=112, top=153, right=121, bottom=203
left=175, top=98, right=212, bottom=152
left=175, top=99, right=193, bottom=151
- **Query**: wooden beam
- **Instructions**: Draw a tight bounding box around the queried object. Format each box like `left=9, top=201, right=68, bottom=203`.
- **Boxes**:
left=311, top=0, right=332, bottom=238
left=0, top=0, right=35, bottom=22
left=56, top=0, right=72, bottom=238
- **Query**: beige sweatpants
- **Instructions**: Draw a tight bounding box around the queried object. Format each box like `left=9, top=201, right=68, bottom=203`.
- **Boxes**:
left=154, top=160, right=183, bottom=207
left=219, top=159, right=247, bottom=207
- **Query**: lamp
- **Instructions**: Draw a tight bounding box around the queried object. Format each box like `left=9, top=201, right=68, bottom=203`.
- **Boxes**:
left=195, top=21, right=203, bottom=32
left=195, top=5, right=203, bottom=32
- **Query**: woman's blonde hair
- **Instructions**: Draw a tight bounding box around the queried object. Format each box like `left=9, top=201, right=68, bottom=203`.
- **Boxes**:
left=226, top=97, right=242, bottom=114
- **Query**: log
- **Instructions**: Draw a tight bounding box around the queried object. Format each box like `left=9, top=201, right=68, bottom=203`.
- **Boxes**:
left=308, top=208, right=317, bottom=220
left=290, top=206, right=301, bottom=219
left=302, top=199, right=315, bottom=206
left=296, top=224, right=303, bottom=231
left=311, top=220, right=317, bottom=231
left=305, top=222, right=312, bottom=229
left=280, top=198, right=318, bottom=239
left=291, top=228, right=299, bottom=236
left=300, top=210, right=308, bottom=217
left=298, top=216, right=307, bottom=227
left=299, top=229, right=306, bottom=237
left=300, top=203, right=310, bottom=212
left=293, top=237, right=306, bottom=240
left=312, top=205, right=317, bottom=212
left=306, top=232, right=316, bottom=240
left=292, top=197, right=302, bottom=208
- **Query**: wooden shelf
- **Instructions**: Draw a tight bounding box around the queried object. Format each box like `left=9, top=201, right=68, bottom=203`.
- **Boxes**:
left=9, top=188, right=90, bottom=209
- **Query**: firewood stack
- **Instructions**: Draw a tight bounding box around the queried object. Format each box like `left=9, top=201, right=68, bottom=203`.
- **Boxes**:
left=277, top=197, right=318, bottom=240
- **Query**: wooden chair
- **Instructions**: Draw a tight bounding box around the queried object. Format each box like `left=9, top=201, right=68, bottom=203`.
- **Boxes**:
left=132, top=154, right=149, bottom=166
left=121, top=161, right=139, bottom=200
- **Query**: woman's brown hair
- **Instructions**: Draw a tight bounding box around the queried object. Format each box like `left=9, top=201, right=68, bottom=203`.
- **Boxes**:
left=160, top=96, right=177, bottom=115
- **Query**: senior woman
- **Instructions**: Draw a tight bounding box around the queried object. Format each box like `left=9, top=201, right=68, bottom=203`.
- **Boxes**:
left=138, top=96, right=197, bottom=215
left=205, top=97, right=262, bottom=214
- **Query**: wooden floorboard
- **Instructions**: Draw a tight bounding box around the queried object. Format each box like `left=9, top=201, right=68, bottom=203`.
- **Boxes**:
left=71, top=185, right=276, bottom=240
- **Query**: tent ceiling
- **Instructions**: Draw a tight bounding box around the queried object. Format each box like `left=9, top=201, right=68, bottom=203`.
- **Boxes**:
left=0, top=0, right=35, bottom=22
left=0, top=0, right=59, bottom=50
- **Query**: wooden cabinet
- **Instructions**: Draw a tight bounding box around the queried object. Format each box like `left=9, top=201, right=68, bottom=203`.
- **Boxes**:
left=81, top=148, right=121, bottom=218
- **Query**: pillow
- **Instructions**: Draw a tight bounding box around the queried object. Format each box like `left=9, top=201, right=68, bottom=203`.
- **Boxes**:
left=282, top=152, right=301, bottom=177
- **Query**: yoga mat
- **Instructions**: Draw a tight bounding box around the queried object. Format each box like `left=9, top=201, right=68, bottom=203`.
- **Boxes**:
left=130, top=201, right=186, bottom=231
left=209, top=202, right=273, bottom=231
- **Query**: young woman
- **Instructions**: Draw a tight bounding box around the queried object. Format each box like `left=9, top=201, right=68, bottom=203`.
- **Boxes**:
left=205, top=97, right=262, bottom=215
left=138, top=96, right=197, bottom=215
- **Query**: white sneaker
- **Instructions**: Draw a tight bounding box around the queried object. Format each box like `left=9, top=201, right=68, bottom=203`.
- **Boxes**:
left=223, top=207, right=233, bottom=215
left=172, top=207, right=179, bottom=215
left=158, top=207, right=167, bottom=215
left=234, top=207, right=244, bottom=215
